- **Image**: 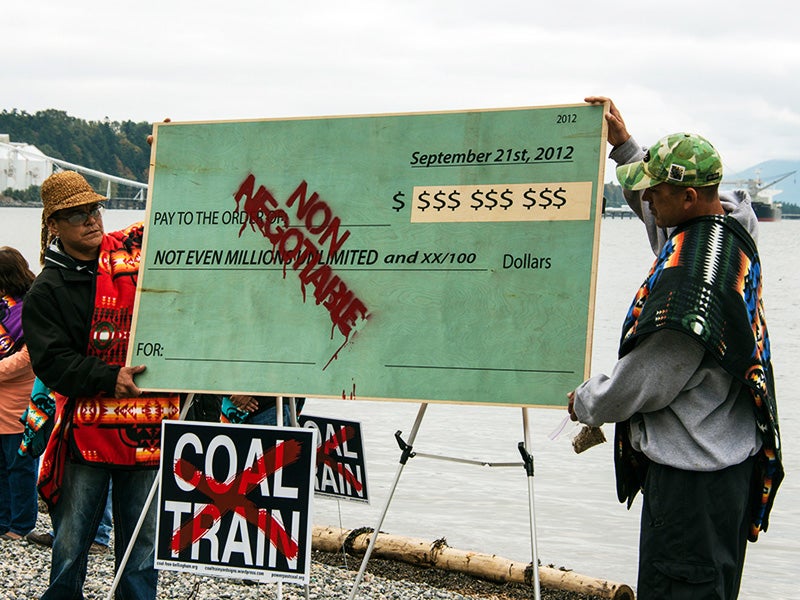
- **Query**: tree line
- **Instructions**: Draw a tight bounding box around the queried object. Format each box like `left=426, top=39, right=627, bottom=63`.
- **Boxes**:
left=603, top=182, right=626, bottom=209
left=1, top=108, right=153, bottom=184
left=0, top=108, right=651, bottom=213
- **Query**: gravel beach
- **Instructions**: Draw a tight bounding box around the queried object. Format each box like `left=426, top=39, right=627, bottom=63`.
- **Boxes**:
left=2, top=512, right=611, bottom=600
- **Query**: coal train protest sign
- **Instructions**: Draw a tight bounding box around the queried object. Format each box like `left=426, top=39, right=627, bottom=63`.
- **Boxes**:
left=300, top=414, right=369, bottom=503
left=155, top=421, right=316, bottom=583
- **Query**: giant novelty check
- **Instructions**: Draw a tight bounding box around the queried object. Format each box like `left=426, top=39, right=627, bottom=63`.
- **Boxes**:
left=129, top=103, right=608, bottom=407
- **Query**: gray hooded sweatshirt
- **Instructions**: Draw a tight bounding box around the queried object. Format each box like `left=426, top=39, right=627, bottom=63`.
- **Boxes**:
left=572, top=137, right=761, bottom=471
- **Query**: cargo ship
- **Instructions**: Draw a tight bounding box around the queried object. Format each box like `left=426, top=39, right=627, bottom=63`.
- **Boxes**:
left=752, top=189, right=783, bottom=222
left=723, top=170, right=796, bottom=222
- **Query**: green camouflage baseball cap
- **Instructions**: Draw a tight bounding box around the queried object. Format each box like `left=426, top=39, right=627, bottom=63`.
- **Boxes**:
left=616, top=132, right=723, bottom=190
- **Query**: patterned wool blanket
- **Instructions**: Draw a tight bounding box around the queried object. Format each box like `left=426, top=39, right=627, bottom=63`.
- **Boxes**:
left=616, top=215, right=782, bottom=542
left=18, top=377, right=58, bottom=457
left=0, top=294, right=24, bottom=358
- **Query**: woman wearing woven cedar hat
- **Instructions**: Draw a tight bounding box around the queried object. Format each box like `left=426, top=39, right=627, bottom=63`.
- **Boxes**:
left=0, top=247, right=38, bottom=542
left=21, top=170, right=180, bottom=599
left=565, top=97, right=783, bottom=599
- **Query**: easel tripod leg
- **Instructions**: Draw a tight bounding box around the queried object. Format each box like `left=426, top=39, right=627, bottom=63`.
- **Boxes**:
left=520, top=407, right=542, bottom=600
left=105, top=394, right=196, bottom=600
left=347, top=403, right=428, bottom=599
left=276, top=396, right=310, bottom=599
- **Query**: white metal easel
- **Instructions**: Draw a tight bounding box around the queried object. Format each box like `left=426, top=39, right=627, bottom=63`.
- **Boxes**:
left=347, top=403, right=542, bottom=600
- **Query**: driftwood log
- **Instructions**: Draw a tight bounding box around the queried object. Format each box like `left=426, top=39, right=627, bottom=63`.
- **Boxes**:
left=313, top=525, right=635, bottom=600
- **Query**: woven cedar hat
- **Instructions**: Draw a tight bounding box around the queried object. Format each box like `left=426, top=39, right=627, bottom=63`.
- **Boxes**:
left=39, top=170, right=107, bottom=264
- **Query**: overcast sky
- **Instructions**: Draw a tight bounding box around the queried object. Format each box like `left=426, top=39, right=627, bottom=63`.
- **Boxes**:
left=5, top=0, right=798, bottom=180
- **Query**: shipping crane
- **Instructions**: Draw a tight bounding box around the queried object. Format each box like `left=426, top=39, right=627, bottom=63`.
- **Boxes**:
left=722, top=169, right=796, bottom=201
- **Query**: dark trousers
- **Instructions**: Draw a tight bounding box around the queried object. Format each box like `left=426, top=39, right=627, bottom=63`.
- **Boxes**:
left=638, top=457, right=754, bottom=600
left=0, top=433, right=39, bottom=535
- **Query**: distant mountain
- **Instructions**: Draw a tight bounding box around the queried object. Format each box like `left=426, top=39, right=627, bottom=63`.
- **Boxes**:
left=727, top=160, right=800, bottom=206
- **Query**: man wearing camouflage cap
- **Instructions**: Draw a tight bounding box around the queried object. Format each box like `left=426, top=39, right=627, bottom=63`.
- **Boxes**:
left=567, top=98, right=782, bottom=599
left=22, top=170, right=180, bottom=599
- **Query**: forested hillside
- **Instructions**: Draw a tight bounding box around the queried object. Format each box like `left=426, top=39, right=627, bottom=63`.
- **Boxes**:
left=0, top=109, right=152, bottom=183
left=3, top=108, right=795, bottom=215
left=603, top=182, right=626, bottom=208
left=0, top=110, right=631, bottom=213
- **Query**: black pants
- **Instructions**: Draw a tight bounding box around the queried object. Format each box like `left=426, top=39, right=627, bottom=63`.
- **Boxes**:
left=637, top=457, right=754, bottom=600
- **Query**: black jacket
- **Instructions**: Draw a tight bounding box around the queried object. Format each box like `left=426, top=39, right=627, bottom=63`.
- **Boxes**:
left=22, top=247, right=119, bottom=399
